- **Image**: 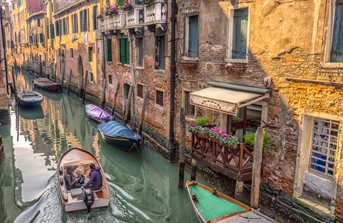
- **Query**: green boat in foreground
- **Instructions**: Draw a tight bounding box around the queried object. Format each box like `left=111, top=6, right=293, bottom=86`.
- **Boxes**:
left=186, top=181, right=275, bottom=223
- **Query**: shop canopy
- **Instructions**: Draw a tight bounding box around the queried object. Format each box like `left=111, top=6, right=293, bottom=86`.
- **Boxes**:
left=190, top=82, right=270, bottom=115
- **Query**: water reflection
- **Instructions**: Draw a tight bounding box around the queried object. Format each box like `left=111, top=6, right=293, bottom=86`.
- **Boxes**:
left=0, top=71, right=199, bottom=223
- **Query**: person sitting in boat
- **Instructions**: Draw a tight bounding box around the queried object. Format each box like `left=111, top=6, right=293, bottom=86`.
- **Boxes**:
left=64, top=165, right=81, bottom=190
left=82, top=163, right=103, bottom=191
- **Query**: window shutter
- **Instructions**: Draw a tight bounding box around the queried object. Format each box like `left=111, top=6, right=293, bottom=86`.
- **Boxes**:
left=125, top=38, right=130, bottom=64
left=331, top=2, right=343, bottom=62
left=188, top=15, right=198, bottom=57
left=159, top=36, right=166, bottom=69
left=138, top=38, right=143, bottom=66
left=93, top=6, right=97, bottom=30
left=107, top=39, right=112, bottom=61
left=232, top=8, right=248, bottom=59
left=120, top=39, right=125, bottom=63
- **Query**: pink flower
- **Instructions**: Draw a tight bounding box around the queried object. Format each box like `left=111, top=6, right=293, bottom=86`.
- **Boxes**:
left=221, top=131, right=227, bottom=135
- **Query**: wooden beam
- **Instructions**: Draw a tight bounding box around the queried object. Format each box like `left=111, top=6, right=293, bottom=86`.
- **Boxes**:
left=250, top=127, right=264, bottom=208
left=178, top=107, right=186, bottom=188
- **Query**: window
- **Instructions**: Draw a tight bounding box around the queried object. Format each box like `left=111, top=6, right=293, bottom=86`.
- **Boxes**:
left=37, top=18, right=40, bottom=27
left=155, top=36, right=165, bottom=69
left=58, top=48, right=61, bottom=57
left=80, top=9, right=89, bottom=32
left=310, top=118, right=338, bottom=176
left=88, top=47, right=93, bottom=61
left=89, top=71, right=94, bottom=82
left=105, top=38, right=112, bottom=61
left=156, top=90, right=164, bottom=106
left=137, top=84, right=143, bottom=98
left=136, top=38, right=143, bottom=67
left=55, top=20, right=60, bottom=36
left=119, top=38, right=130, bottom=65
left=72, top=14, right=78, bottom=33
left=93, top=5, right=98, bottom=30
left=184, top=91, right=195, bottom=116
left=186, top=15, right=198, bottom=57
left=108, top=75, right=112, bottom=84
left=40, top=33, right=44, bottom=44
left=330, top=0, right=343, bottom=62
left=70, top=48, right=74, bottom=58
left=50, top=24, right=55, bottom=39
left=232, top=8, right=248, bottom=59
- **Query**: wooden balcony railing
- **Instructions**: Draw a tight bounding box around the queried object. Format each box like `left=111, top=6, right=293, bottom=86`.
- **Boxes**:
left=191, top=132, right=253, bottom=181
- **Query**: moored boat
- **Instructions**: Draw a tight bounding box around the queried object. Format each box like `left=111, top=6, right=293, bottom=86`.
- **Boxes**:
left=85, top=104, right=112, bottom=123
left=34, top=78, right=61, bottom=92
left=17, top=90, right=43, bottom=108
left=98, top=120, right=141, bottom=151
left=57, top=148, right=110, bottom=212
left=186, top=181, right=274, bottom=223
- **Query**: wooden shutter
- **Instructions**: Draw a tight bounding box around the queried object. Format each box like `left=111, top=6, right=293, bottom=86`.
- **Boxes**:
left=107, top=39, right=112, bottom=61
left=125, top=38, right=130, bottom=64
left=120, top=39, right=125, bottom=64
left=138, top=38, right=143, bottom=66
left=93, top=6, right=98, bottom=30
left=232, top=8, right=248, bottom=59
left=158, top=36, right=166, bottom=69
left=79, top=11, right=82, bottom=32
left=331, top=1, right=343, bottom=62
left=188, top=15, right=198, bottom=57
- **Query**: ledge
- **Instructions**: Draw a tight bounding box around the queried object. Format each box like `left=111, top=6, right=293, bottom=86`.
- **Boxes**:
left=293, top=197, right=335, bottom=221
left=285, top=77, right=343, bottom=87
left=178, top=60, right=198, bottom=69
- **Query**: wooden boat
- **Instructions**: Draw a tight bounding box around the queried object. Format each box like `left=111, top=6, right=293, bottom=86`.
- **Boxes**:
left=33, top=78, right=61, bottom=92
left=17, top=90, right=43, bottom=108
left=98, top=120, right=141, bottom=151
left=57, top=148, right=110, bottom=212
left=85, top=104, right=112, bottom=123
left=186, top=181, right=274, bottom=223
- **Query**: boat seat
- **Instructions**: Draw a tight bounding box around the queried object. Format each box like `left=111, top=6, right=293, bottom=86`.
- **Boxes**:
left=70, top=188, right=83, bottom=197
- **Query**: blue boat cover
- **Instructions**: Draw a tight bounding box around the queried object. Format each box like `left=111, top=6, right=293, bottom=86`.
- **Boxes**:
left=86, top=104, right=112, bottom=122
left=98, top=120, right=141, bottom=142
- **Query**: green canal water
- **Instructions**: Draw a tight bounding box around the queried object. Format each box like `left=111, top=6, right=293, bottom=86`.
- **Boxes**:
left=0, top=71, right=200, bottom=223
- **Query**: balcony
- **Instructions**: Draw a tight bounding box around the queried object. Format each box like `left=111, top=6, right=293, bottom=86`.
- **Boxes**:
left=113, top=12, right=126, bottom=30
left=144, top=0, right=167, bottom=27
left=99, top=17, right=108, bottom=33
left=126, top=5, right=144, bottom=29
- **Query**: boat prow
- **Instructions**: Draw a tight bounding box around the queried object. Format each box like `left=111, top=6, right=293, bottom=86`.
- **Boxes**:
left=186, top=181, right=274, bottom=223
left=57, top=148, right=110, bottom=212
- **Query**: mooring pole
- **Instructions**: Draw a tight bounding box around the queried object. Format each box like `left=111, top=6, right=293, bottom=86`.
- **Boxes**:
left=124, top=85, right=133, bottom=125
left=178, top=108, right=186, bottom=188
left=251, top=127, right=264, bottom=208
left=138, top=91, right=149, bottom=135
left=190, top=159, right=197, bottom=181
left=111, top=82, right=120, bottom=116
left=100, top=33, right=106, bottom=108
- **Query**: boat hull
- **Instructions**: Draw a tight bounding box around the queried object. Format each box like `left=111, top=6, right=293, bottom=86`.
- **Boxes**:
left=57, top=148, right=110, bottom=212
left=100, top=132, right=138, bottom=151
left=19, top=100, right=43, bottom=108
left=34, top=78, right=61, bottom=92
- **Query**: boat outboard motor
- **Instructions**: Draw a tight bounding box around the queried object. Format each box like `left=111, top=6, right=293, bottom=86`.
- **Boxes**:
left=83, top=189, right=94, bottom=213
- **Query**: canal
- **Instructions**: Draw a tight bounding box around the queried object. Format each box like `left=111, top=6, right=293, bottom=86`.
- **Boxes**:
left=0, top=71, right=200, bottom=223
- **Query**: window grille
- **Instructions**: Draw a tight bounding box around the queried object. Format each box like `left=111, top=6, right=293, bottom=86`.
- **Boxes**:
left=156, top=90, right=164, bottom=106
left=310, top=118, right=339, bottom=176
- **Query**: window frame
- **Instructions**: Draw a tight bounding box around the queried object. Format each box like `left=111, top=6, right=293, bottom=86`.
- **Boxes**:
left=155, top=89, right=164, bottom=107
left=119, top=38, right=130, bottom=65
left=155, top=35, right=166, bottom=70
left=137, top=83, right=143, bottom=98
left=136, top=37, right=144, bottom=67
left=226, top=6, right=250, bottom=64
left=324, top=0, right=343, bottom=64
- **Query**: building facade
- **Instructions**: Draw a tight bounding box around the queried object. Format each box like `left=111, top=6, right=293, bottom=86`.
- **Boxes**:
left=5, top=0, right=343, bottom=222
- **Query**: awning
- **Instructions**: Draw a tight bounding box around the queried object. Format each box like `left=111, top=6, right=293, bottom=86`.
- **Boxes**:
left=190, top=86, right=270, bottom=115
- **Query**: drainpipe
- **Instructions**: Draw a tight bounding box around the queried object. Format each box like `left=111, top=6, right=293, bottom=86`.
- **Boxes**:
left=0, top=8, right=9, bottom=94
left=100, top=32, right=106, bottom=108
left=169, top=0, right=177, bottom=161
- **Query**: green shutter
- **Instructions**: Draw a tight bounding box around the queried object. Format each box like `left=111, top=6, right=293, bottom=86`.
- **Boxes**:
left=125, top=38, right=130, bottom=64
left=120, top=39, right=125, bottom=64
left=107, top=39, right=112, bottom=61
left=188, top=15, right=198, bottom=57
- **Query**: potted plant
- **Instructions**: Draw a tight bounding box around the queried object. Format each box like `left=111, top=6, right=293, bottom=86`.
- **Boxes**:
left=124, top=1, right=134, bottom=11
left=243, top=132, right=271, bottom=149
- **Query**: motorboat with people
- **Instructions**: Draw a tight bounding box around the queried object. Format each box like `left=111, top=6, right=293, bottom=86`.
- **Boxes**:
left=57, top=148, right=110, bottom=212
left=17, top=90, right=43, bottom=108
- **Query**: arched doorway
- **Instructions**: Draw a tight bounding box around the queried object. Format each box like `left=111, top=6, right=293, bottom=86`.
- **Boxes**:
left=77, top=55, right=84, bottom=98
